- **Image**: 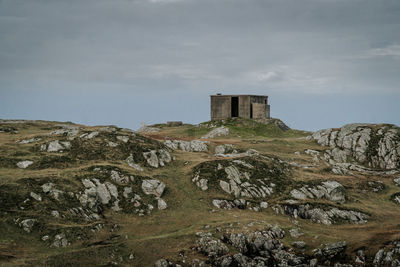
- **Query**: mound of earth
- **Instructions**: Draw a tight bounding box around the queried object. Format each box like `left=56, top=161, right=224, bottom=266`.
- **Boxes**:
left=192, top=156, right=291, bottom=200
left=0, top=122, right=172, bottom=171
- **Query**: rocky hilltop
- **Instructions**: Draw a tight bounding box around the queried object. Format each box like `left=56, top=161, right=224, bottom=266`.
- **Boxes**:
left=0, top=118, right=400, bottom=266
left=311, top=123, right=400, bottom=170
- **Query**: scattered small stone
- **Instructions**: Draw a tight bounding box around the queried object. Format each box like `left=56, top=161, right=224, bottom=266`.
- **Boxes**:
left=108, top=141, right=118, bottom=147
left=157, top=198, right=168, bottom=210
left=292, top=241, right=306, bottom=249
left=51, top=233, right=69, bottom=248
left=116, top=135, right=129, bottom=143
left=141, top=179, right=165, bottom=197
left=16, top=160, right=33, bottom=169
left=51, top=210, right=60, bottom=218
left=30, top=192, right=42, bottom=201
left=19, top=219, right=37, bottom=233
left=126, top=154, right=144, bottom=171
left=289, top=228, right=304, bottom=238
left=16, top=138, right=41, bottom=144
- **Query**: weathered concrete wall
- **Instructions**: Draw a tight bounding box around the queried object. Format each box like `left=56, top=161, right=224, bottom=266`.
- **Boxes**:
left=239, top=95, right=250, bottom=118
left=210, top=94, right=270, bottom=120
left=252, top=103, right=266, bottom=119
left=250, top=96, right=270, bottom=119
left=211, top=96, right=231, bottom=120
left=250, top=96, right=268, bottom=105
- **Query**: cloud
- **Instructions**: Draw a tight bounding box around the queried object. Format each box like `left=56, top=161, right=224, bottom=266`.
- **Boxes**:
left=147, top=0, right=185, bottom=3
left=0, top=0, right=400, bottom=97
left=257, top=71, right=281, bottom=82
left=364, top=45, right=400, bottom=58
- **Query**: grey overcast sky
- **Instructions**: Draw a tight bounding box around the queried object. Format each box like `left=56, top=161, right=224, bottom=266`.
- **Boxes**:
left=0, top=0, right=399, bottom=131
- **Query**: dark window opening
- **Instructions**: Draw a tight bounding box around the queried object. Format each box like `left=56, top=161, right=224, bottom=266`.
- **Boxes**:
left=250, top=104, right=253, bottom=119
left=231, top=97, right=239, bottom=117
left=265, top=99, right=267, bottom=104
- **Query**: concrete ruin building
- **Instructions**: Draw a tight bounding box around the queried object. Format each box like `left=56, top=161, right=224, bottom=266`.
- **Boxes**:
left=210, top=94, right=270, bottom=120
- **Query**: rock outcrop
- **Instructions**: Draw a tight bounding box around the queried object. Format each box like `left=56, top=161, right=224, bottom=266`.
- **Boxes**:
left=272, top=203, right=369, bottom=225
left=290, top=181, right=346, bottom=203
left=43, top=140, right=71, bottom=152
left=192, top=157, right=289, bottom=200
left=214, top=144, right=237, bottom=155
left=157, top=225, right=343, bottom=266
left=141, top=179, right=166, bottom=198
left=143, top=149, right=172, bottom=168
left=164, top=139, right=209, bottom=152
left=18, top=218, right=37, bottom=233
left=311, top=124, right=400, bottom=170
left=373, top=240, right=400, bottom=266
left=126, top=154, right=144, bottom=171
left=137, top=124, right=160, bottom=133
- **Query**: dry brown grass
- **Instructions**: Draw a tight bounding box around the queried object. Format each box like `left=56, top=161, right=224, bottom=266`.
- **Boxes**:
left=1, top=120, right=400, bottom=265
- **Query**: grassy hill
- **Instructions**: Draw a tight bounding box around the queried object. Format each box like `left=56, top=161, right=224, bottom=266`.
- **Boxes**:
left=1, top=119, right=400, bottom=266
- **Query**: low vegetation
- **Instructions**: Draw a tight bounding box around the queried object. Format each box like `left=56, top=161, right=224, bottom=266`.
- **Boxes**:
left=0, top=119, right=399, bottom=266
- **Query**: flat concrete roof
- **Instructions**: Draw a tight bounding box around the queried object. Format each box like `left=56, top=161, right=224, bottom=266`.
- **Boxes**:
left=210, top=94, right=268, bottom=97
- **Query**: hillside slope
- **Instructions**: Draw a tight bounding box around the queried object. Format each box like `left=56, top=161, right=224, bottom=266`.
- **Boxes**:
left=1, top=119, right=400, bottom=266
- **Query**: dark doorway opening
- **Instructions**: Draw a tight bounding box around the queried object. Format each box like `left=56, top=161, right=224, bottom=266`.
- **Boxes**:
left=231, top=97, right=239, bottom=117
left=250, top=104, right=253, bottom=119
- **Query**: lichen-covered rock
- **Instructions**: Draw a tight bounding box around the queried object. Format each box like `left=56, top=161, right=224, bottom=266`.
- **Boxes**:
left=192, top=157, right=289, bottom=201
left=391, top=192, right=400, bottom=205
left=292, top=241, right=306, bottom=249
left=137, top=124, right=160, bottom=133
left=116, top=135, right=129, bottom=143
left=110, top=170, right=132, bottom=184
left=42, top=183, right=64, bottom=201
left=157, top=198, right=167, bottom=210
left=289, top=228, right=303, bottom=238
left=143, top=149, right=172, bottom=168
left=48, top=127, right=79, bottom=137
left=201, top=126, right=229, bottom=139
left=361, top=180, right=386, bottom=193
left=79, top=178, right=119, bottom=211
left=260, top=201, right=268, bottom=209
left=30, top=192, right=42, bottom=201
left=218, top=164, right=276, bottom=199
left=321, top=241, right=347, bottom=258
left=312, top=124, right=400, bottom=169
left=214, top=144, right=237, bottom=155
left=196, top=236, right=229, bottom=257
left=141, top=179, right=165, bottom=198
left=272, top=203, right=369, bottom=225
left=46, top=140, right=71, bottom=152
left=81, top=131, right=99, bottom=139
left=16, top=138, right=41, bottom=144
left=143, top=150, right=159, bottom=168
left=154, top=259, right=169, bottom=267
left=16, top=160, right=33, bottom=169
left=372, top=241, right=400, bottom=266
left=290, top=180, right=346, bottom=203
left=164, top=140, right=209, bottom=152
left=19, top=219, right=37, bottom=233
left=51, top=233, right=69, bottom=248
left=212, top=199, right=236, bottom=210
left=126, top=154, right=144, bottom=171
